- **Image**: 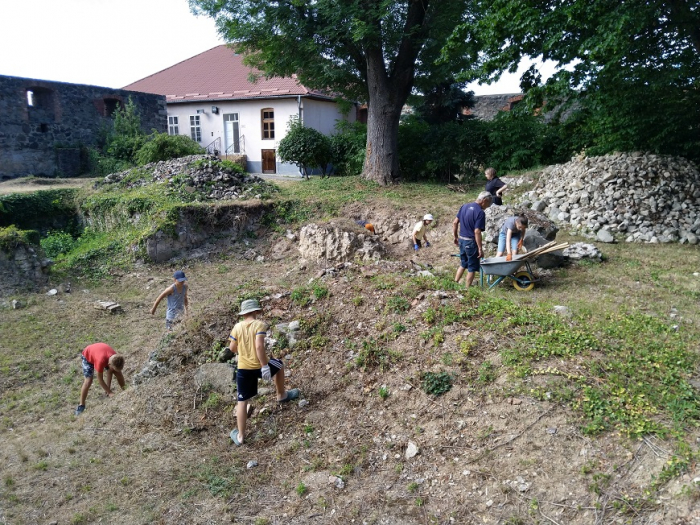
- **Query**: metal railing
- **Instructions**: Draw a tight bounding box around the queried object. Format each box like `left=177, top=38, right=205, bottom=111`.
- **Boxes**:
left=205, top=137, right=221, bottom=156
left=224, top=135, right=245, bottom=157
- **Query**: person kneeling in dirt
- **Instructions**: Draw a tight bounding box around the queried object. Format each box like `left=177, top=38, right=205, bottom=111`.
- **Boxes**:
left=75, top=343, right=126, bottom=416
left=228, top=299, right=300, bottom=446
left=411, top=214, right=434, bottom=251
left=150, top=270, right=189, bottom=330
left=497, top=215, right=528, bottom=260
left=355, top=219, right=376, bottom=235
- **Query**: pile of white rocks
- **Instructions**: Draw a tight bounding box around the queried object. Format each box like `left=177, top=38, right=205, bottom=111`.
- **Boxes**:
left=521, top=152, right=700, bottom=244
left=102, top=155, right=272, bottom=201
left=299, top=221, right=385, bottom=264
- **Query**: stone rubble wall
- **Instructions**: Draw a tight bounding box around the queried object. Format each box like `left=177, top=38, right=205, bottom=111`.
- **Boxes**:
left=0, top=74, right=166, bottom=179
left=143, top=202, right=274, bottom=263
left=521, top=152, right=700, bottom=244
left=0, top=245, right=50, bottom=295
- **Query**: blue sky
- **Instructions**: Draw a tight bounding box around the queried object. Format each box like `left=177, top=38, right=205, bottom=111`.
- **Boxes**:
left=0, top=0, right=549, bottom=95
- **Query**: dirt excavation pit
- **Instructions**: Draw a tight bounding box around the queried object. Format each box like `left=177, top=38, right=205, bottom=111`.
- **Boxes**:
left=2, top=201, right=699, bottom=525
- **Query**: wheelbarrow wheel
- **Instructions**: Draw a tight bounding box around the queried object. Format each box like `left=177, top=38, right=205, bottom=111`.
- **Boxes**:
left=512, top=271, right=535, bottom=291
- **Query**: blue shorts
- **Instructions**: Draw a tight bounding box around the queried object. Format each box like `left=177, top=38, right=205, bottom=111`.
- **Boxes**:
left=236, top=358, right=283, bottom=401
left=459, top=239, right=480, bottom=272
left=497, top=231, right=521, bottom=254
left=81, top=355, right=94, bottom=378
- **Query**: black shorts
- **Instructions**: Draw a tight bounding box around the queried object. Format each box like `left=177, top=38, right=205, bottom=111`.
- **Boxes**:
left=236, top=358, right=283, bottom=401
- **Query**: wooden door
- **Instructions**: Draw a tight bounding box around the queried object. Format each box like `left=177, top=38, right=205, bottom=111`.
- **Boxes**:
left=261, top=149, right=276, bottom=174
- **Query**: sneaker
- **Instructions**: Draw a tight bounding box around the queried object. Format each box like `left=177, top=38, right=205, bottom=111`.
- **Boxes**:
left=75, top=405, right=85, bottom=416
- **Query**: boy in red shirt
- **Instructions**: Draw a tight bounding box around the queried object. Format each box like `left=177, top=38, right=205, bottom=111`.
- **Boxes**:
left=75, top=343, right=126, bottom=416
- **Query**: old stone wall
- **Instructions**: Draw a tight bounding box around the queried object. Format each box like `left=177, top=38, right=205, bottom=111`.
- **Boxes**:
left=0, top=75, right=167, bottom=179
left=0, top=245, right=50, bottom=295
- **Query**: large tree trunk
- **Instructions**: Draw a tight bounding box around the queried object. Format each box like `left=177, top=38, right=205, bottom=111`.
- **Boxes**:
left=361, top=1, right=430, bottom=185
left=363, top=91, right=404, bottom=185
left=362, top=48, right=413, bottom=185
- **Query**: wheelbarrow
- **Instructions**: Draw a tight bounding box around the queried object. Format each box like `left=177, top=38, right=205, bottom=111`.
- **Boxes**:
left=479, top=255, right=537, bottom=291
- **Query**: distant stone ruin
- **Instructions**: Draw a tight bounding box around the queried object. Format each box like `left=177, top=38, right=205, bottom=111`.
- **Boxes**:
left=0, top=75, right=165, bottom=179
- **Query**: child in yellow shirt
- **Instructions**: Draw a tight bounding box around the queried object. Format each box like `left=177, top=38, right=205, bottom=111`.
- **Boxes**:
left=228, top=299, right=300, bottom=445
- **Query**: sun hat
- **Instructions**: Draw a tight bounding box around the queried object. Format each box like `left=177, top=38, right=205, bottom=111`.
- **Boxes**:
left=173, top=270, right=187, bottom=282
left=423, top=214, right=434, bottom=221
left=239, top=299, right=262, bottom=316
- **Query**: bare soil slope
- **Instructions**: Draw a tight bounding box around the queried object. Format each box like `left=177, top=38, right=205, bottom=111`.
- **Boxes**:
left=1, top=197, right=699, bottom=525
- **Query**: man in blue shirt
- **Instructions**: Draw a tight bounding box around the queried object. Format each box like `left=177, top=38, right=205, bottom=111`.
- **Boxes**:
left=453, top=192, right=493, bottom=287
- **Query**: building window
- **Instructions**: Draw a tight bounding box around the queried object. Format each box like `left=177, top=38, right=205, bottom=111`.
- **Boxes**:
left=26, top=90, right=34, bottom=107
left=103, top=98, right=124, bottom=118
left=168, top=116, right=179, bottom=135
left=190, top=115, right=201, bottom=142
left=261, top=108, right=274, bottom=139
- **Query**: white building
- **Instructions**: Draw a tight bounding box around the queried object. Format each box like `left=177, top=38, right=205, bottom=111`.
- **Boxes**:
left=124, top=45, right=359, bottom=174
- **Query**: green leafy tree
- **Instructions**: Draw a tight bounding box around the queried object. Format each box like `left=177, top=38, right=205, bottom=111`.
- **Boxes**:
left=447, top=0, right=700, bottom=161
left=190, top=0, right=472, bottom=185
left=106, top=98, right=146, bottom=162
left=410, top=80, right=475, bottom=125
left=278, top=118, right=333, bottom=178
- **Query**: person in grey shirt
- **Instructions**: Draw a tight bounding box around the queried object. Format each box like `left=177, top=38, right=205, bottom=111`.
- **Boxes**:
left=150, top=270, right=189, bottom=330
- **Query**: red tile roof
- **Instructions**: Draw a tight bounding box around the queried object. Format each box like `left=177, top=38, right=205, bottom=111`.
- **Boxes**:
left=123, top=45, right=332, bottom=103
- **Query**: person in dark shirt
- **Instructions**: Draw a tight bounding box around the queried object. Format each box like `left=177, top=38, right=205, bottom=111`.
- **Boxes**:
left=484, top=167, right=507, bottom=206
left=452, top=192, right=493, bottom=287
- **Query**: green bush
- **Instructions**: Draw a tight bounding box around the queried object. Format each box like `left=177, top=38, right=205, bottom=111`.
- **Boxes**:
left=40, top=231, right=76, bottom=258
left=398, top=116, right=490, bottom=182
left=330, top=121, right=367, bottom=176
left=0, top=189, right=80, bottom=232
left=0, top=226, right=40, bottom=251
left=486, top=112, right=547, bottom=171
left=278, top=117, right=333, bottom=176
left=135, top=133, right=204, bottom=165
left=219, top=159, right=245, bottom=174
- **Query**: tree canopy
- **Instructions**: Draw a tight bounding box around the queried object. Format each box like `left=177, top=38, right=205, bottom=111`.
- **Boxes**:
left=447, top=0, right=700, bottom=160
left=190, top=0, right=472, bottom=184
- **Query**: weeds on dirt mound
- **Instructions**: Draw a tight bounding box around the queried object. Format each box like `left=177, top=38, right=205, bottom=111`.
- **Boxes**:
left=356, top=338, right=401, bottom=372
left=421, top=371, right=453, bottom=396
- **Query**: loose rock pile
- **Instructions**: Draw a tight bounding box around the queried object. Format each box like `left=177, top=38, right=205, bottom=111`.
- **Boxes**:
left=102, top=154, right=273, bottom=201
left=299, top=221, right=385, bottom=264
left=521, top=152, right=700, bottom=244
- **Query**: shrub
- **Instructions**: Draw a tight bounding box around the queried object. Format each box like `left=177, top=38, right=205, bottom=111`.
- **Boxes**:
left=0, top=226, right=40, bottom=251
left=486, top=111, right=546, bottom=171
left=278, top=117, right=333, bottom=176
left=398, top=116, right=490, bottom=182
left=40, top=231, right=76, bottom=258
left=330, top=121, right=367, bottom=176
left=135, top=133, right=204, bottom=165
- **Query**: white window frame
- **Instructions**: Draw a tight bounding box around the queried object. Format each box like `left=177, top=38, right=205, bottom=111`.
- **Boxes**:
left=190, top=115, right=201, bottom=142
left=223, top=113, right=240, bottom=154
left=168, top=116, right=179, bottom=135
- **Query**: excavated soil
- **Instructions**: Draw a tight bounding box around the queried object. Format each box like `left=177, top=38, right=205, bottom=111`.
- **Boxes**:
left=1, top=202, right=699, bottom=525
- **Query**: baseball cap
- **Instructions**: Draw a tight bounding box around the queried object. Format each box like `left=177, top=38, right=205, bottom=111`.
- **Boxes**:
left=173, top=270, right=187, bottom=282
